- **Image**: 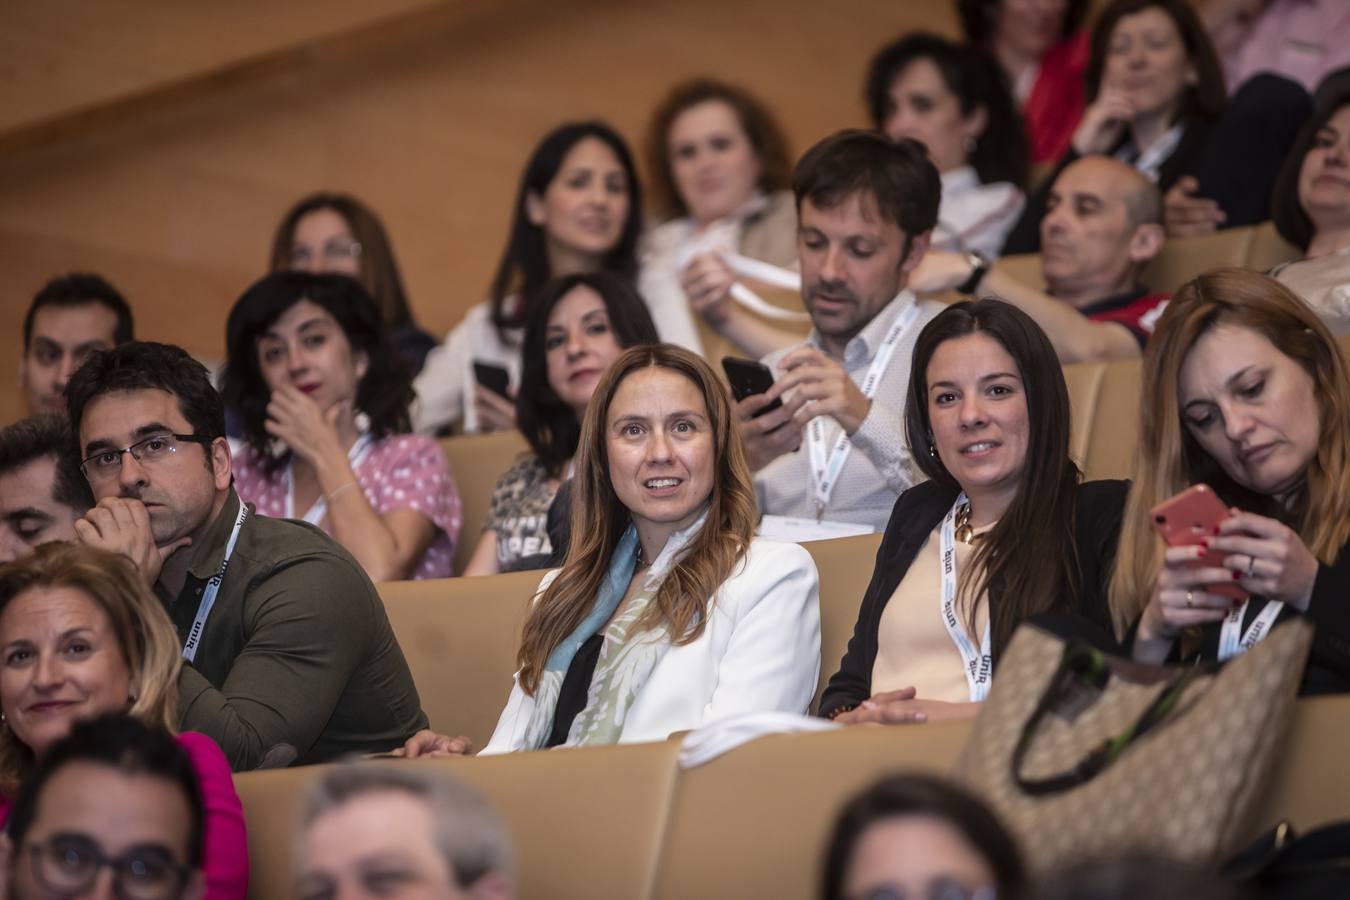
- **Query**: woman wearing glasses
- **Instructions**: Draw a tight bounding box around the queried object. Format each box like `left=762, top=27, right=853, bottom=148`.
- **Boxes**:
left=270, top=193, right=437, bottom=375
left=222, top=272, right=461, bottom=581
left=0, top=542, right=247, bottom=899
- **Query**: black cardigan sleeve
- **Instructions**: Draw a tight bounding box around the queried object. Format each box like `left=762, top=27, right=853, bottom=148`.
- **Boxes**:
left=817, top=481, right=956, bottom=717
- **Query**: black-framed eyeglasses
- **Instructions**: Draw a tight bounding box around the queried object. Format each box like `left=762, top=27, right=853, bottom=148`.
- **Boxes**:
left=79, top=433, right=213, bottom=483
left=847, top=881, right=997, bottom=900
left=25, top=833, right=192, bottom=900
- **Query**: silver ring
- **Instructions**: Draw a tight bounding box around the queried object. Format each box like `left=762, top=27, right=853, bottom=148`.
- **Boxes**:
left=1185, top=591, right=1194, bottom=608
left=1246, top=555, right=1257, bottom=578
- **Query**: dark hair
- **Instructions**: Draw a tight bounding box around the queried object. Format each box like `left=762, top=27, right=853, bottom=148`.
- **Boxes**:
left=487, top=122, right=643, bottom=342
left=24, top=273, right=134, bottom=352
left=0, top=415, right=92, bottom=513
left=821, top=773, right=1026, bottom=900
left=646, top=78, right=793, bottom=220
left=66, top=342, right=225, bottom=446
left=1086, top=0, right=1226, bottom=121
left=957, top=0, right=1088, bottom=44
left=268, top=193, right=419, bottom=331
left=793, top=129, right=941, bottom=250
left=221, top=272, right=413, bottom=475
left=1272, top=90, right=1350, bottom=250
left=904, top=300, right=1081, bottom=657
left=864, top=33, right=1029, bottom=188
left=6, top=714, right=204, bottom=868
left=516, top=272, right=660, bottom=476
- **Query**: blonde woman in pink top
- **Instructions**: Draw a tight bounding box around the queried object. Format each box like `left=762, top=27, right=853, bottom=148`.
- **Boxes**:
left=0, top=543, right=248, bottom=900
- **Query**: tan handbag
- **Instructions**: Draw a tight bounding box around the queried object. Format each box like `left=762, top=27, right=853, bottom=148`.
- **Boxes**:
left=954, top=620, right=1313, bottom=873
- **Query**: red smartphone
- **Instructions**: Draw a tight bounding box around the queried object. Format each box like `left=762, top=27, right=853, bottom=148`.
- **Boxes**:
left=1150, top=484, right=1247, bottom=602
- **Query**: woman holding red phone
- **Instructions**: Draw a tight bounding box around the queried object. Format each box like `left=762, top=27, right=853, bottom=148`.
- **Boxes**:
left=1113, top=269, right=1350, bottom=692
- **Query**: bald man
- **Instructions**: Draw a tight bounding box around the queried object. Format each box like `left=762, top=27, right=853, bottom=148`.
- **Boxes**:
left=911, top=155, right=1169, bottom=363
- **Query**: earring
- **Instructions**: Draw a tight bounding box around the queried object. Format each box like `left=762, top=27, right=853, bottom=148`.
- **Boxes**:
left=354, top=411, right=371, bottom=434
left=928, top=443, right=938, bottom=458
left=964, top=135, right=977, bottom=153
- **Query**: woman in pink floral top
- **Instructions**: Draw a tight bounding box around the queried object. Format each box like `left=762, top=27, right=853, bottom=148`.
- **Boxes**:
left=223, top=272, right=461, bottom=580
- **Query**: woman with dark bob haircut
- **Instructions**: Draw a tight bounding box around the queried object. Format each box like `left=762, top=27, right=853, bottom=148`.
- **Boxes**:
left=1003, top=0, right=1309, bottom=253
left=223, top=272, right=461, bottom=580
left=641, top=77, right=808, bottom=361
left=269, top=192, right=436, bottom=373
left=414, top=121, right=644, bottom=435
left=1268, top=90, right=1350, bottom=335
left=462, top=271, right=660, bottom=576
left=821, top=773, right=1026, bottom=900
left=865, top=32, right=1028, bottom=257
left=820, top=299, right=1126, bottom=725
left=957, top=0, right=1092, bottom=164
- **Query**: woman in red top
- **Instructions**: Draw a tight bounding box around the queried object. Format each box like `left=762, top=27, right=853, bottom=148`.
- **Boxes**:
left=958, top=0, right=1093, bottom=164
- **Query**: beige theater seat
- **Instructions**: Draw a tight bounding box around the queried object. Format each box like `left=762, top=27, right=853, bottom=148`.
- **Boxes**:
left=233, top=694, right=1350, bottom=900
left=236, top=740, right=685, bottom=900
left=379, top=570, right=540, bottom=746
left=993, top=222, right=1300, bottom=298
left=802, top=533, right=884, bottom=710
left=651, top=721, right=974, bottom=900
left=439, top=430, right=529, bottom=573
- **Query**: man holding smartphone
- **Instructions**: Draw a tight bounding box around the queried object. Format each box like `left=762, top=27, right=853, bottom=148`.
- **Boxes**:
left=737, top=130, right=944, bottom=532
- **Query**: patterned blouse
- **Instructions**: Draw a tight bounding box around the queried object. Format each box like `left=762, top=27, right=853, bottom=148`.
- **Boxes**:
left=485, top=455, right=559, bottom=573
left=233, top=434, right=461, bottom=580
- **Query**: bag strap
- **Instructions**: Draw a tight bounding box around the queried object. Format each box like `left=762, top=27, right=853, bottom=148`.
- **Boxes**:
left=1011, top=642, right=1201, bottom=796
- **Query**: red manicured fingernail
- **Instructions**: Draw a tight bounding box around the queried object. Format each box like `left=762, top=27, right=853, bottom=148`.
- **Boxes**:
left=1199, top=539, right=1209, bottom=548
left=1213, top=526, right=1222, bottom=535
left=1232, top=571, right=1242, bottom=580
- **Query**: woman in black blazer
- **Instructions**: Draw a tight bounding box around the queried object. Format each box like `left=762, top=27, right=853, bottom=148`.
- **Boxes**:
left=1002, top=0, right=1308, bottom=253
left=820, top=299, right=1127, bottom=724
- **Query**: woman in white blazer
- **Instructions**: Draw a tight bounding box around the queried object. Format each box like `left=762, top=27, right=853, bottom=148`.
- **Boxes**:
left=401, top=344, right=821, bottom=755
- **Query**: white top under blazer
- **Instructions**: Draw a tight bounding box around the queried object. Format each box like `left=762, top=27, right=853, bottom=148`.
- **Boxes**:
left=481, top=538, right=822, bottom=753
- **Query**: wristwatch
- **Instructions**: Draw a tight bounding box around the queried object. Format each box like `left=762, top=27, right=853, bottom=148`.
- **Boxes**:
left=956, top=251, right=990, bottom=296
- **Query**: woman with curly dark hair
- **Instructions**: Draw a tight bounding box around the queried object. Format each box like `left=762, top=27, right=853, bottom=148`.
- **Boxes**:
left=223, top=272, right=460, bottom=580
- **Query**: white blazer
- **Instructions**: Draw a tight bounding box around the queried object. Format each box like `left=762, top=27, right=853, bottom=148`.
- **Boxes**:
left=481, top=538, right=821, bottom=753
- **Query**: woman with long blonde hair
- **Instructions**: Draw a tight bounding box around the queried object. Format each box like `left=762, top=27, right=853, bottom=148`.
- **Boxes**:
left=403, top=344, right=821, bottom=755
left=0, top=542, right=249, bottom=898
left=1113, top=269, right=1350, bottom=692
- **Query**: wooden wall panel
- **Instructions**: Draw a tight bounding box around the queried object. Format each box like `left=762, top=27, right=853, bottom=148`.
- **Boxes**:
left=0, top=0, right=960, bottom=424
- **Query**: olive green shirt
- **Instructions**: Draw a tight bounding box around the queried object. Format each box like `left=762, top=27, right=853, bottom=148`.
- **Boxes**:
left=156, top=490, right=427, bottom=770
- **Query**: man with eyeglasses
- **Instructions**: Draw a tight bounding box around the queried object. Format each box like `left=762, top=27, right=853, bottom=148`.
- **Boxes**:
left=65, top=341, right=427, bottom=771
left=0, top=715, right=205, bottom=900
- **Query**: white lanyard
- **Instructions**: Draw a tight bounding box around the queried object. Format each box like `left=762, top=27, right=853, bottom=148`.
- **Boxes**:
left=182, top=503, right=249, bottom=662
left=939, top=493, right=993, bottom=702
left=285, top=433, right=374, bottom=524
left=806, top=302, right=921, bottom=520
left=1120, top=123, right=1183, bottom=182
left=1218, top=598, right=1284, bottom=661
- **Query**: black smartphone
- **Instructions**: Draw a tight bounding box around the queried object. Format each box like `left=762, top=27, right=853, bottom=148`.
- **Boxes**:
left=721, top=356, right=783, bottom=417
left=472, top=360, right=511, bottom=400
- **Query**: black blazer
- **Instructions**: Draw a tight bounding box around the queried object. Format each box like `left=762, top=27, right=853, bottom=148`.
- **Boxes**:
left=1188, top=545, right=1350, bottom=695
left=819, top=478, right=1129, bottom=717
